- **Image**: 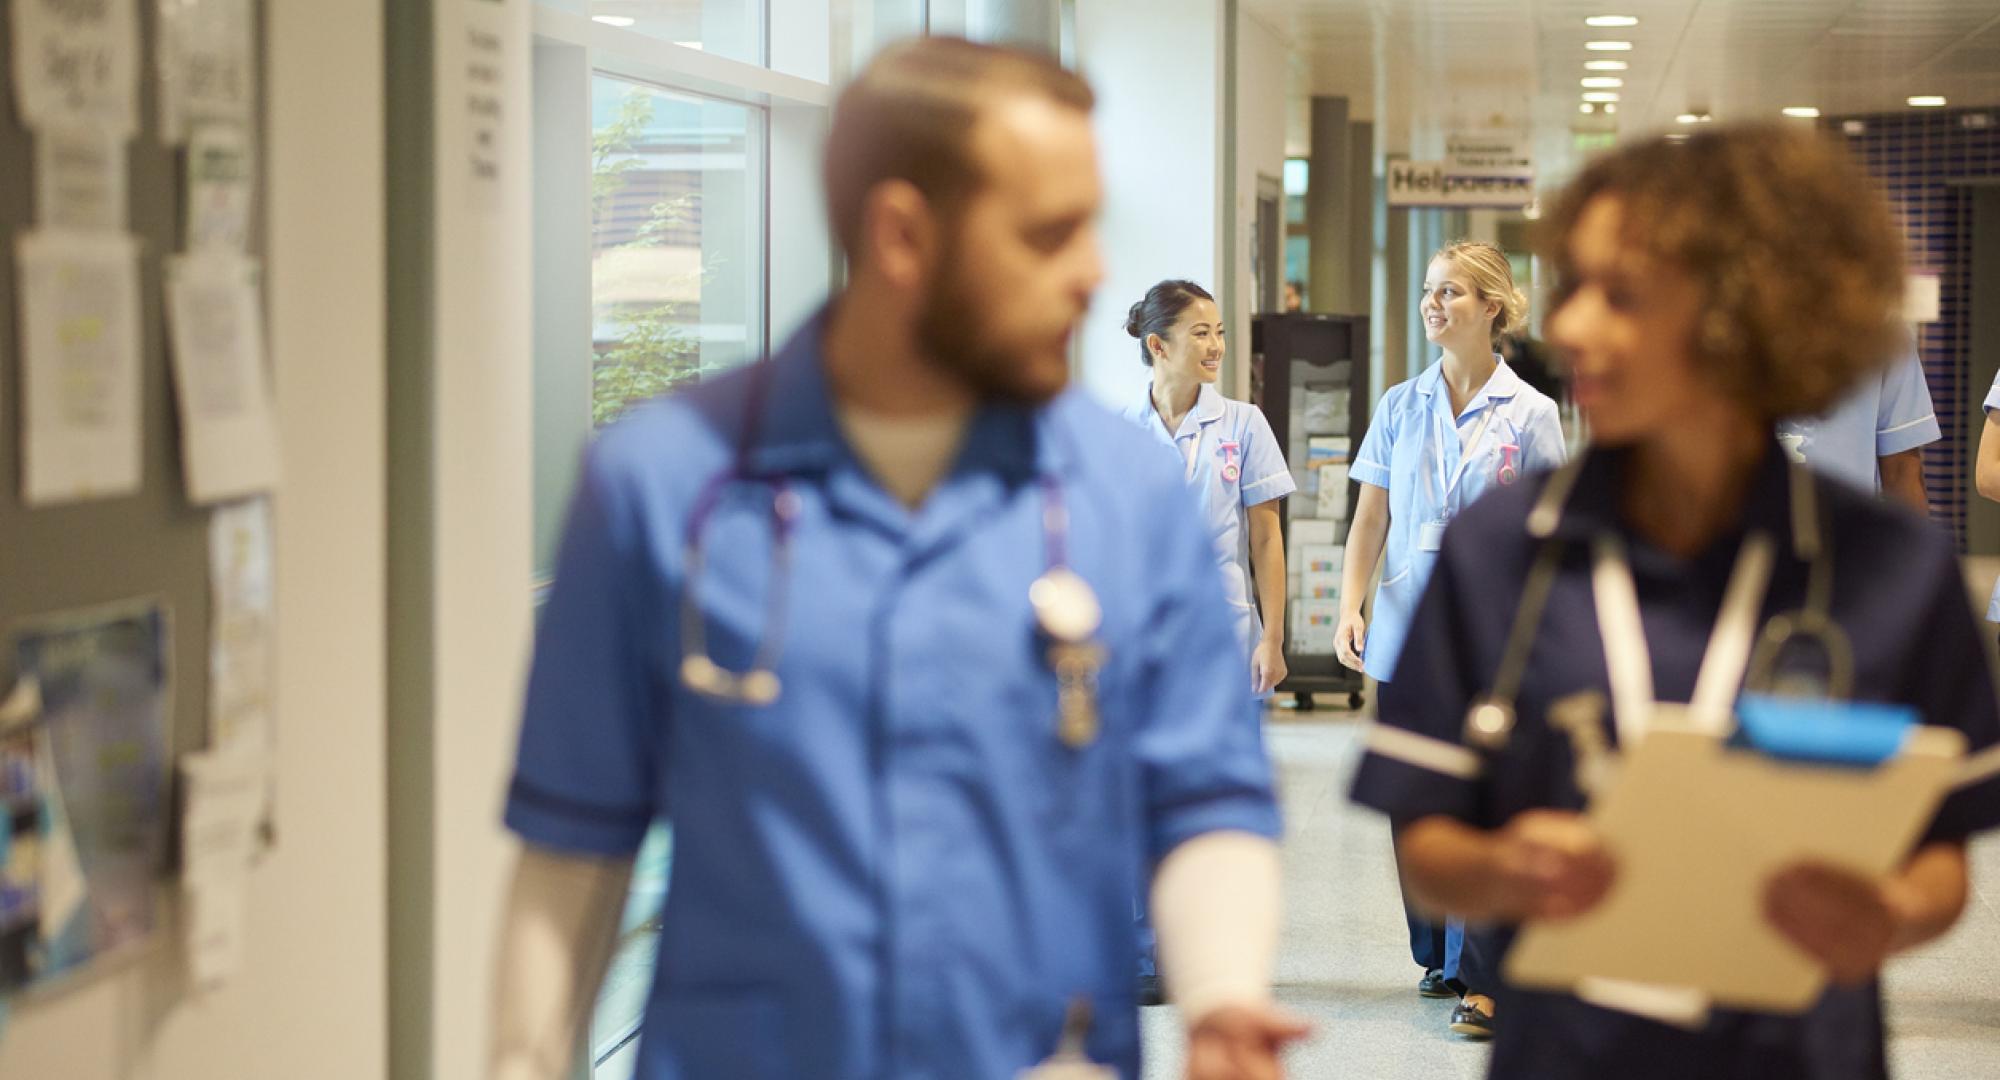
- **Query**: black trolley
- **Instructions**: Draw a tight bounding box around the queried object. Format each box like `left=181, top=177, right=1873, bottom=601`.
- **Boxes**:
left=1251, top=312, right=1371, bottom=711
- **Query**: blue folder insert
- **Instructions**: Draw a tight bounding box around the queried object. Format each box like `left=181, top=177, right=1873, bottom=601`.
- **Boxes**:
left=1731, top=694, right=1919, bottom=768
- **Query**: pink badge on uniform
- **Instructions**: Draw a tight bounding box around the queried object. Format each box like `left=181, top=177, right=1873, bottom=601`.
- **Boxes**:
left=1219, top=440, right=1241, bottom=483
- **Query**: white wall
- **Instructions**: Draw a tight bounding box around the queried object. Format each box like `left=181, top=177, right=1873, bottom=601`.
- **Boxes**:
left=422, top=1, right=536, bottom=1077
left=1230, top=5, right=1288, bottom=399
left=0, top=0, right=391, bottom=1076
left=1073, top=0, right=1228, bottom=409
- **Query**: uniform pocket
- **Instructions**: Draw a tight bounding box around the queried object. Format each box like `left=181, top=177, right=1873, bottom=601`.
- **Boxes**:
left=1379, top=564, right=1413, bottom=590
left=644, top=991, right=787, bottom=1079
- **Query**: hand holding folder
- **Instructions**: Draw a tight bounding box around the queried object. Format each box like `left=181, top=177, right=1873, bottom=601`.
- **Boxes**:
left=1503, top=696, right=1967, bottom=1018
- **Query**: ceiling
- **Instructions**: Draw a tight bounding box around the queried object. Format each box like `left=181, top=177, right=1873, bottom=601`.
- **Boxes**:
left=1247, top=0, right=2000, bottom=182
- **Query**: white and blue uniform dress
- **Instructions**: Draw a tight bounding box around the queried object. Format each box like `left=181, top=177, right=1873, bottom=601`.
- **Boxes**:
left=1351, top=444, right=2000, bottom=1080
left=1778, top=352, right=1938, bottom=492
left=1349, top=355, right=1565, bottom=985
left=1349, top=357, right=1567, bottom=684
left=1120, top=382, right=1296, bottom=664
left=507, top=311, right=1280, bottom=1080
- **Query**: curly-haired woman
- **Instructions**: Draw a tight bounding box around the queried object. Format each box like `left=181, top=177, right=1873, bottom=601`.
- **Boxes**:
left=1350, top=124, right=2000, bottom=1078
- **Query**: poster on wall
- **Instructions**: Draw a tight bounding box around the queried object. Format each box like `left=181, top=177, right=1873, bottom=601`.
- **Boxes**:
left=0, top=603, right=172, bottom=993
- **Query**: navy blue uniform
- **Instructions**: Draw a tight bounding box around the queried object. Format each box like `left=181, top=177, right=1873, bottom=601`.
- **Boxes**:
left=1351, top=444, right=2000, bottom=1079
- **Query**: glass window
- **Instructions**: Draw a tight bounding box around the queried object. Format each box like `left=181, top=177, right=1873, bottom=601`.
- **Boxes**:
left=573, top=0, right=765, bottom=68
left=589, top=75, right=767, bottom=428
left=563, top=74, right=768, bottom=1080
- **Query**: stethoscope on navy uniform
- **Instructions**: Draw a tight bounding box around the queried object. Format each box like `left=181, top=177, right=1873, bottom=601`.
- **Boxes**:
left=1460, top=451, right=1853, bottom=794
left=678, top=356, right=1111, bottom=752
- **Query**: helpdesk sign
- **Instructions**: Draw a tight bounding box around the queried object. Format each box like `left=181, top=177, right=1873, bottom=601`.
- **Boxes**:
left=1386, top=155, right=1535, bottom=209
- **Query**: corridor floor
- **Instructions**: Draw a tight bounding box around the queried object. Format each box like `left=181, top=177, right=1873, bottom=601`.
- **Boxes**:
left=1140, top=711, right=2000, bottom=1079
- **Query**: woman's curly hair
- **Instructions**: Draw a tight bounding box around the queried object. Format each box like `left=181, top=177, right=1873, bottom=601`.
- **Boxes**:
left=1539, top=123, right=1907, bottom=420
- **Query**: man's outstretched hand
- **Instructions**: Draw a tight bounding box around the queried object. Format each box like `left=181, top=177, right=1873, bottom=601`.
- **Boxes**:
left=1185, top=1001, right=1313, bottom=1080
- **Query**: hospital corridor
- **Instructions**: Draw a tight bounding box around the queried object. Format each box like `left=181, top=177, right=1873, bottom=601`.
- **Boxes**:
left=8, top=1, right=2000, bottom=1079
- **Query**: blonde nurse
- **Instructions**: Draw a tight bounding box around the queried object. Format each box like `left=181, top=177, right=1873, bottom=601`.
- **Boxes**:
left=1338, top=241, right=1566, bottom=1037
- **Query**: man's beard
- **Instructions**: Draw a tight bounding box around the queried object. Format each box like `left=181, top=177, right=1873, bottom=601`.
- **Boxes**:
left=914, top=249, right=1066, bottom=406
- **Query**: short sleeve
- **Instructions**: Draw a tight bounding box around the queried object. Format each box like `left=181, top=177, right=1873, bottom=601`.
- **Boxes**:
left=1904, top=538, right=2000, bottom=845
left=1875, top=356, right=1940, bottom=457
left=504, top=442, right=665, bottom=856
left=1135, top=476, right=1283, bottom=861
left=1519, top=399, right=1569, bottom=474
left=1237, top=406, right=1296, bottom=508
left=1351, top=388, right=1399, bottom=491
left=1348, top=537, right=1487, bottom=826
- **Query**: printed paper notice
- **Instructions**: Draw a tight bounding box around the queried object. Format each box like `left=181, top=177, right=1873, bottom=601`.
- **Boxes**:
left=16, top=230, right=144, bottom=505
left=185, top=121, right=254, bottom=251
left=158, top=0, right=255, bottom=144
left=35, top=126, right=128, bottom=229
left=166, top=252, right=281, bottom=503
left=464, top=0, right=507, bottom=212
left=10, top=0, right=142, bottom=136
left=207, top=498, right=278, bottom=845
left=208, top=499, right=274, bottom=751
left=180, top=743, right=264, bottom=987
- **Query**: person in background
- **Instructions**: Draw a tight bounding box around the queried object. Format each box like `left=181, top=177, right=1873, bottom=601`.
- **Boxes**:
left=1778, top=350, right=1938, bottom=512
left=1283, top=280, right=1305, bottom=313
left=1119, top=279, right=1294, bottom=1006
left=1353, top=123, right=2000, bottom=1080
left=1969, top=370, right=2000, bottom=646
left=1338, top=240, right=1567, bottom=1039
left=1496, top=334, right=1565, bottom=405
left=489, top=38, right=1307, bottom=1080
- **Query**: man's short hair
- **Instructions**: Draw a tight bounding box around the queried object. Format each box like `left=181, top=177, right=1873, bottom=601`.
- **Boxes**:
left=824, top=37, right=1095, bottom=260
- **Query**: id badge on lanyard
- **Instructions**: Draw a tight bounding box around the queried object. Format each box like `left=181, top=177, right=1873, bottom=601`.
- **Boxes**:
left=1018, top=999, right=1116, bottom=1080
left=1424, top=408, right=1500, bottom=553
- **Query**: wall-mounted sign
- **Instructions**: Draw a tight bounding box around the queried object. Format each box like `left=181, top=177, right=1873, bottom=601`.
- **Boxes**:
left=1446, top=136, right=1533, bottom=176
left=1386, top=156, right=1535, bottom=209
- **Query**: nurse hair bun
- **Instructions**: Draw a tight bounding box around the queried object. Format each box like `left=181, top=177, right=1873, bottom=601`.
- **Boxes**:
left=1124, top=301, right=1148, bottom=339
left=1125, top=279, right=1216, bottom=367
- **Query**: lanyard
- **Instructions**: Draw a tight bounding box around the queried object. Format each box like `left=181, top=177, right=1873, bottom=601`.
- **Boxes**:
left=1589, top=530, right=1778, bottom=749
left=1435, top=405, right=1501, bottom=514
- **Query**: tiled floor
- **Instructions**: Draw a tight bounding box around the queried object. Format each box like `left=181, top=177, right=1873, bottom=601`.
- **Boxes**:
left=594, top=708, right=2000, bottom=1079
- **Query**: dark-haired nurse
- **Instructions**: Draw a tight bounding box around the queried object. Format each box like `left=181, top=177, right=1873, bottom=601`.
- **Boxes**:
left=1120, top=280, right=1295, bottom=1005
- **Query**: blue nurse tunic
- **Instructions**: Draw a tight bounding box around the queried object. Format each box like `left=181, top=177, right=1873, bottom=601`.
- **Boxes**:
left=1349, top=357, right=1567, bottom=683
left=1120, top=382, right=1296, bottom=659
left=505, top=311, right=1281, bottom=1080
left=1351, top=442, right=2000, bottom=1079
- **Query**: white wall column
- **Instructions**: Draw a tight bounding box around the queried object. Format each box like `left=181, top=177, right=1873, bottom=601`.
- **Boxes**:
left=1073, top=0, right=1227, bottom=409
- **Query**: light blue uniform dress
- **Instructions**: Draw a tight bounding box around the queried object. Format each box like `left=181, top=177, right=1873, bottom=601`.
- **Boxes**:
left=507, top=311, right=1279, bottom=1080
left=1777, top=353, right=1938, bottom=493
left=1120, top=383, right=1297, bottom=661
left=1350, top=357, right=1567, bottom=684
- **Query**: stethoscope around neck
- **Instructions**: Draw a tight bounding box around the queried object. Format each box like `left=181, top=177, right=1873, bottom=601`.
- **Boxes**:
left=677, top=360, right=1101, bottom=706
left=1461, top=451, right=1852, bottom=755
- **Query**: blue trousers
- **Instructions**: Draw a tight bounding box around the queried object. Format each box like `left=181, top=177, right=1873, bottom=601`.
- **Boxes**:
left=1394, top=826, right=1464, bottom=978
